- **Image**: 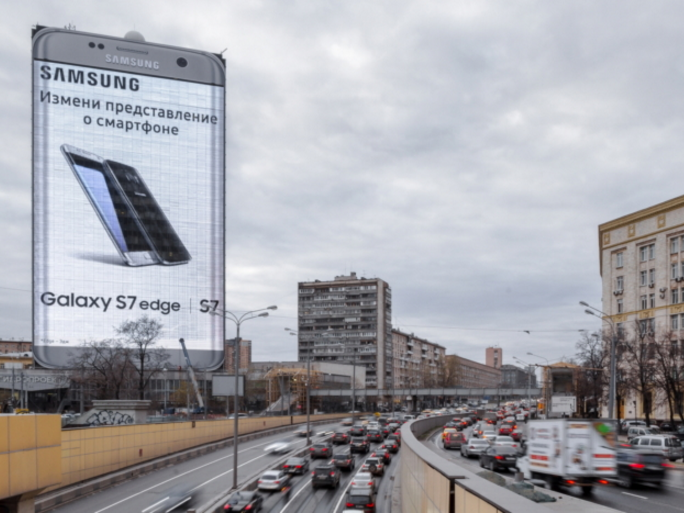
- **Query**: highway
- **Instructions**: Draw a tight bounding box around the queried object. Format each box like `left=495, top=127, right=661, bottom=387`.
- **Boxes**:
left=428, top=419, right=684, bottom=513
left=50, top=419, right=400, bottom=513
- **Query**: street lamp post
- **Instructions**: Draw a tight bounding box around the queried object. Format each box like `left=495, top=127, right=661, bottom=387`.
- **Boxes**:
left=285, top=328, right=311, bottom=447
left=162, top=367, right=167, bottom=412
left=580, top=301, right=617, bottom=420
left=527, top=352, right=550, bottom=417
left=211, top=305, right=277, bottom=490
left=513, top=356, right=532, bottom=409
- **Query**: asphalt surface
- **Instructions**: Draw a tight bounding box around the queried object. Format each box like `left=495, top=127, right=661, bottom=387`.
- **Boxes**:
left=50, top=420, right=400, bottom=513
left=432, top=419, right=684, bottom=513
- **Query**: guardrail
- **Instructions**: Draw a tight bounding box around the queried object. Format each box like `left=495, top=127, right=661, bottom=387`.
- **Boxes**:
left=400, top=416, right=556, bottom=513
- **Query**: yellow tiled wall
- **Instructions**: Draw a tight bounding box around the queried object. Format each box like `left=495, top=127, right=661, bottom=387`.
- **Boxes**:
left=0, top=415, right=62, bottom=500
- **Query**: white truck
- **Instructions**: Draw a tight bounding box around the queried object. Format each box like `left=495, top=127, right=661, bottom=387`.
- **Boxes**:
left=517, top=419, right=617, bottom=496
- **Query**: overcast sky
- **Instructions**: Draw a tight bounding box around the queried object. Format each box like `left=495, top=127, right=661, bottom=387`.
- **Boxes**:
left=3, top=1, right=682, bottom=368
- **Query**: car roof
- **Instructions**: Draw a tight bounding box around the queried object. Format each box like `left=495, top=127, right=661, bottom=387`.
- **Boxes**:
left=262, top=470, right=282, bottom=477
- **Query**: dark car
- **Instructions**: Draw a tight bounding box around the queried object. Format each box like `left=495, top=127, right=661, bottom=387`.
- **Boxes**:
left=479, top=446, right=518, bottom=472
left=377, top=417, right=389, bottom=426
left=380, top=441, right=399, bottom=454
left=309, top=441, right=333, bottom=459
left=311, top=464, right=341, bottom=489
left=367, top=429, right=384, bottom=443
left=617, top=450, right=669, bottom=488
left=350, top=436, right=371, bottom=454
left=223, top=490, right=263, bottom=512
left=360, top=457, right=385, bottom=477
left=350, top=424, right=368, bottom=437
left=381, top=425, right=392, bottom=437
left=345, top=488, right=377, bottom=512
left=282, top=456, right=309, bottom=475
left=371, top=448, right=391, bottom=465
left=387, top=433, right=401, bottom=446
left=332, top=451, right=356, bottom=471
left=332, top=431, right=351, bottom=445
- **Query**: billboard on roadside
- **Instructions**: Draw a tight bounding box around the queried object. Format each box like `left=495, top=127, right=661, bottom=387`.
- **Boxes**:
left=32, top=27, right=225, bottom=369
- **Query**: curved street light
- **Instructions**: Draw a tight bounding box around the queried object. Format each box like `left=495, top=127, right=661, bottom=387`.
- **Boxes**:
left=211, top=305, right=277, bottom=490
left=285, top=327, right=312, bottom=446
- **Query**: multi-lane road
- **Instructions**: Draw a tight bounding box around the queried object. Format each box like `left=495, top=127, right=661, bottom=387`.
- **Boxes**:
left=428, top=420, right=684, bottom=513
left=51, top=420, right=400, bottom=513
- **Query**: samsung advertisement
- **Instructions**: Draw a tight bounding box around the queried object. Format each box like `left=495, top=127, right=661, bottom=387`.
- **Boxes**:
left=32, top=28, right=225, bottom=369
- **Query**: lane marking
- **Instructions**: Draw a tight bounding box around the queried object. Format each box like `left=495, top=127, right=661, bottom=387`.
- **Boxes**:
left=141, top=497, right=168, bottom=512
left=93, top=423, right=338, bottom=513
left=280, top=477, right=313, bottom=512
left=622, top=492, right=648, bottom=500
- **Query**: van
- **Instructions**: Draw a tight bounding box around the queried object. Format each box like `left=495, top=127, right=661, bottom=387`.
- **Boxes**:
left=630, top=435, right=683, bottom=461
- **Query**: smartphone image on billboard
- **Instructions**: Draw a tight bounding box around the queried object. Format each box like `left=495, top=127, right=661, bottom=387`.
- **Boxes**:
left=60, top=144, right=159, bottom=267
left=106, top=160, right=191, bottom=265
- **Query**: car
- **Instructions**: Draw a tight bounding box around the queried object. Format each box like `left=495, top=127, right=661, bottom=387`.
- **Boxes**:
left=264, top=440, right=293, bottom=454
left=350, top=437, right=371, bottom=454
left=360, top=457, right=385, bottom=477
left=350, top=471, right=377, bottom=492
left=223, top=490, right=263, bottom=512
left=380, top=441, right=399, bottom=454
left=332, top=451, right=357, bottom=471
left=367, top=429, right=384, bottom=443
left=371, top=448, right=391, bottom=465
left=341, top=418, right=354, bottom=426
left=332, top=431, right=351, bottom=445
left=388, top=422, right=401, bottom=432
left=442, top=427, right=458, bottom=440
left=294, top=427, right=314, bottom=437
left=345, top=488, right=377, bottom=512
left=282, top=457, right=309, bottom=475
left=444, top=431, right=466, bottom=450
left=310, top=441, right=334, bottom=459
left=257, top=470, right=291, bottom=491
left=350, top=425, right=368, bottom=437
left=493, top=436, right=520, bottom=451
left=311, top=464, right=341, bottom=489
left=145, top=487, right=194, bottom=512
left=616, top=449, right=669, bottom=488
left=381, top=425, right=392, bottom=437
left=511, top=429, right=524, bottom=442
left=479, top=446, right=518, bottom=472
left=461, top=438, right=490, bottom=458
left=387, top=433, right=401, bottom=446
left=498, top=424, right=515, bottom=436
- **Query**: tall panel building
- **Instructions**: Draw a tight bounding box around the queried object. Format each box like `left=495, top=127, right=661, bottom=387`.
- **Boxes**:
left=297, top=273, right=392, bottom=388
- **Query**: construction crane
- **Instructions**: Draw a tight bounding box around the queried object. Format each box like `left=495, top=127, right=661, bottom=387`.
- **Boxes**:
left=179, top=338, right=204, bottom=410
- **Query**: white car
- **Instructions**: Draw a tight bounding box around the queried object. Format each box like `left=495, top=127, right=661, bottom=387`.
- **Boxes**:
left=264, top=439, right=293, bottom=454
left=350, top=471, right=376, bottom=492
left=493, top=436, right=519, bottom=450
left=257, top=469, right=290, bottom=491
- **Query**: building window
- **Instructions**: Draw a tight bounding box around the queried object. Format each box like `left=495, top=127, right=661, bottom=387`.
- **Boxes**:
left=616, top=276, right=624, bottom=290
left=617, top=323, right=624, bottom=338
left=640, top=271, right=647, bottom=287
left=673, top=288, right=680, bottom=304
left=616, top=252, right=624, bottom=268
left=672, top=238, right=680, bottom=254
left=649, top=269, right=655, bottom=285
left=641, top=295, right=648, bottom=310
left=673, top=263, right=679, bottom=280
left=617, top=299, right=623, bottom=313
left=672, top=315, right=679, bottom=331
left=650, top=293, right=656, bottom=309
left=640, top=246, right=648, bottom=262
left=649, top=244, right=655, bottom=260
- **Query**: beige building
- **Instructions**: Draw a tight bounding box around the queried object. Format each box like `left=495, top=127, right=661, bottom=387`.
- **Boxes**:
left=0, top=340, right=32, bottom=354
left=599, top=194, right=684, bottom=420
left=297, top=273, right=392, bottom=388
left=448, top=354, right=502, bottom=389
left=391, top=329, right=446, bottom=389
left=485, top=346, right=502, bottom=369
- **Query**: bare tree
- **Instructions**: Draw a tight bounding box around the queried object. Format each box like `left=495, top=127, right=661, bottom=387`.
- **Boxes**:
left=651, top=331, right=684, bottom=426
left=621, top=320, right=658, bottom=426
left=115, top=315, right=169, bottom=400
left=69, top=339, right=135, bottom=400
left=574, top=331, right=608, bottom=418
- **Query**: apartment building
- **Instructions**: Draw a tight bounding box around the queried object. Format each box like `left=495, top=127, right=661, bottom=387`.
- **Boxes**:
left=447, top=354, right=502, bottom=388
left=500, top=364, right=537, bottom=389
left=297, top=272, right=392, bottom=388
left=599, top=194, right=684, bottom=419
left=486, top=347, right=502, bottom=369
left=0, top=340, right=32, bottom=354
left=391, top=329, right=446, bottom=389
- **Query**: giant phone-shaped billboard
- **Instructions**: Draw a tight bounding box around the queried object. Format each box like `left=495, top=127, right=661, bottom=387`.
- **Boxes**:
left=33, top=28, right=225, bottom=369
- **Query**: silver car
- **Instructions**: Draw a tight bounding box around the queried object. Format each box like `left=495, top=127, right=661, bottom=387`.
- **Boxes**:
left=631, top=435, right=683, bottom=462
left=257, top=469, right=291, bottom=491
left=264, top=439, right=293, bottom=454
left=349, top=471, right=377, bottom=492
left=461, top=439, right=490, bottom=458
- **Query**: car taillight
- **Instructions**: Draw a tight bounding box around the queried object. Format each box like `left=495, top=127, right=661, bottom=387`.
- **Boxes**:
left=311, top=471, right=315, bottom=476
left=629, top=463, right=645, bottom=470
left=663, top=463, right=675, bottom=468
left=245, top=506, right=252, bottom=511
left=368, top=482, right=373, bottom=485
left=346, top=503, right=354, bottom=508
left=274, top=480, right=280, bottom=484
left=565, top=480, right=576, bottom=485
left=598, top=479, right=609, bottom=485
left=296, top=465, right=302, bottom=468
left=322, top=448, right=328, bottom=451
left=283, top=465, right=289, bottom=468
left=366, top=504, right=375, bottom=508
left=351, top=482, right=356, bottom=485
left=258, top=480, right=263, bottom=483
left=495, top=456, right=505, bottom=460
left=310, top=448, right=314, bottom=450
left=224, top=506, right=231, bottom=511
